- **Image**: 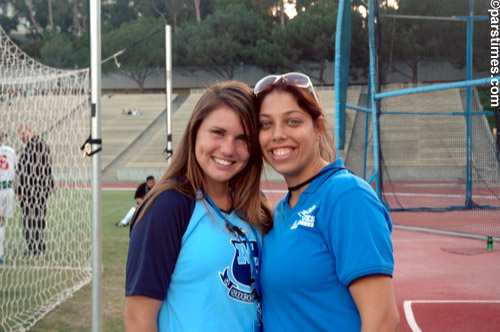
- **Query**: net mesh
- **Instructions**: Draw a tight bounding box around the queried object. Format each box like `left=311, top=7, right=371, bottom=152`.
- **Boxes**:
left=343, top=2, right=500, bottom=238
left=0, top=26, right=92, bottom=331
left=377, top=86, right=500, bottom=237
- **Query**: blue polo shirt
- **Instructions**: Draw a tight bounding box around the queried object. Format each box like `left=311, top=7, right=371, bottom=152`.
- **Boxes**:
left=260, top=159, right=394, bottom=332
left=126, top=189, right=261, bottom=332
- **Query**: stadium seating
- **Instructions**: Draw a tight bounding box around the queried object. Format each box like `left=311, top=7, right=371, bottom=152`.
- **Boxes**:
left=103, top=87, right=365, bottom=181
left=102, top=85, right=477, bottom=182
left=101, top=93, right=166, bottom=171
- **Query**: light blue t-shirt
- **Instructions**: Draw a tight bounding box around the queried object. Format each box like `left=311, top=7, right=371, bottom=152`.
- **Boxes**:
left=126, top=189, right=261, bottom=332
left=260, top=159, right=394, bottom=332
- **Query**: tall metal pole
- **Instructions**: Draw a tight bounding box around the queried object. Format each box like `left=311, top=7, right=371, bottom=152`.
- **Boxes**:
left=165, top=25, right=172, bottom=165
left=465, top=0, right=474, bottom=207
left=89, top=0, right=102, bottom=331
left=368, top=0, right=381, bottom=194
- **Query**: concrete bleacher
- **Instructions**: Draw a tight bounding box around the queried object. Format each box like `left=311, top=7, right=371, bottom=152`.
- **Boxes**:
left=107, top=84, right=491, bottom=183
left=379, top=87, right=466, bottom=166
left=125, top=91, right=203, bottom=167
left=8, top=85, right=484, bottom=183
left=362, top=86, right=470, bottom=181
left=313, top=85, right=361, bottom=154
left=115, top=87, right=362, bottom=181
left=101, top=94, right=167, bottom=171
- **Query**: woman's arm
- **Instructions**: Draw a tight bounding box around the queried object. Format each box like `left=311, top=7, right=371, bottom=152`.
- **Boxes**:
left=349, top=275, right=400, bottom=332
left=124, top=295, right=162, bottom=332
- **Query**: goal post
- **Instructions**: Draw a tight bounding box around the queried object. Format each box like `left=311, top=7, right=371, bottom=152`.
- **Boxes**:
left=0, top=26, right=92, bottom=332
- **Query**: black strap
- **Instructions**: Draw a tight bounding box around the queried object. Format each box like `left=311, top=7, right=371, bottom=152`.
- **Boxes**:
left=80, top=135, right=102, bottom=158
left=163, top=133, right=173, bottom=160
left=288, top=166, right=349, bottom=191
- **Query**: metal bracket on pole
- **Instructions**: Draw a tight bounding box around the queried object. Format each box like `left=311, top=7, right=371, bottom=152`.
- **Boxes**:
left=165, top=25, right=173, bottom=165
left=80, top=136, right=102, bottom=158
left=163, top=133, right=173, bottom=160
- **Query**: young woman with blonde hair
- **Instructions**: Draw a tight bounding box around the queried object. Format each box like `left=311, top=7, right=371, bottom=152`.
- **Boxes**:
left=125, top=80, right=272, bottom=332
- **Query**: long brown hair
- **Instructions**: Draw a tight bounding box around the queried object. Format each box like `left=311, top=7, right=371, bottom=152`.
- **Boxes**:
left=255, top=79, right=337, bottom=162
left=132, top=80, right=273, bottom=233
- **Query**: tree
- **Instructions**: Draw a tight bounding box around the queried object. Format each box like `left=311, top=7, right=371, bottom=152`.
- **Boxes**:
left=295, top=0, right=318, bottom=13
left=136, top=0, right=198, bottom=31
left=281, top=0, right=338, bottom=84
left=25, top=0, right=43, bottom=34
left=193, top=0, right=201, bottom=23
left=48, top=0, right=53, bottom=28
left=379, top=0, right=446, bottom=83
left=349, top=7, right=369, bottom=81
left=40, top=33, right=73, bottom=67
left=253, top=31, right=295, bottom=74
left=102, top=0, right=139, bottom=29
left=72, top=0, right=88, bottom=35
left=11, top=0, right=87, bottom=36
left=0, top=1, right=18, bottom=35
left=174, top=4, right=269, bottom=79
left=71, top=28, right=90, bottom=68
left=102, top=17, right=164, bottom=92
left=379, top=0, right=489, bottom=83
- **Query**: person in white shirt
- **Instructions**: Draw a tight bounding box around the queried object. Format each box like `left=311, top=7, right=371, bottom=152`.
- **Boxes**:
left=0, top=132, right=17, bottom=263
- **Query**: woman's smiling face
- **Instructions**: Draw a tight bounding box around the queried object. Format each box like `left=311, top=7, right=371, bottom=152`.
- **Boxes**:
left=258, top=91, right=322, bottom=186
left=195, top=106, right=250, bottom=195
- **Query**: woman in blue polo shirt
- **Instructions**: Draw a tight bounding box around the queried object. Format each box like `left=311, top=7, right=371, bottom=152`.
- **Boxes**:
left=255, top=73, right=400, bottom=332
left=125, top=81, right=272, bottom=331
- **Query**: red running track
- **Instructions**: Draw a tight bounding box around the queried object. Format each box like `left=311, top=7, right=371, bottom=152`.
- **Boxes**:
left=105, top=181, right=500, bottom=331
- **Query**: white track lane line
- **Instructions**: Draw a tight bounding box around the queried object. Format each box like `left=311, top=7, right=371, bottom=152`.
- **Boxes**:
left=404, top=300, right=500, bottom=332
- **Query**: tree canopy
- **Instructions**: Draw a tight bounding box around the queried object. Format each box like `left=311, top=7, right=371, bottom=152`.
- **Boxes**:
left=174, top=4, right=268, bottom=78
left=379, top=0, right=489, bottom=83
left=0, top=0, right=489, bottom=90
left=102, top=17, right=164, bottom=92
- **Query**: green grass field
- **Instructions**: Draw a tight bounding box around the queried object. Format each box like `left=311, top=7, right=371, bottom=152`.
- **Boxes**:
left=27, top=190, right=133, bottom=332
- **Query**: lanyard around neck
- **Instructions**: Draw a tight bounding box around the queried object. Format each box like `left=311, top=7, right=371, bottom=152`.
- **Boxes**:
left=204, top=193, right=262, bottom=300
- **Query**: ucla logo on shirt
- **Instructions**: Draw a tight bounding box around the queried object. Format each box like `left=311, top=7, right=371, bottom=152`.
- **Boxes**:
left=290, top=205, right=317, bottom=230
left=219, top=238, right=258, bottom=303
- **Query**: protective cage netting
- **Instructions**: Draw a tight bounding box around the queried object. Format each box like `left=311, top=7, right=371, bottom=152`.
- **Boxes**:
left=377, top=86, right=500, bottom=237
left=342, top=2, right=500, bottom=238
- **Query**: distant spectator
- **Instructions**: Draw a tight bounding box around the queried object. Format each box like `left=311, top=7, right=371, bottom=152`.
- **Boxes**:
left=17, top=124, right=54, bottom=255
left=115, top=176, right=155, bottom=227
left=0, top=132, right=17, bottom=263
left=122, top=109, right=142, bottom=116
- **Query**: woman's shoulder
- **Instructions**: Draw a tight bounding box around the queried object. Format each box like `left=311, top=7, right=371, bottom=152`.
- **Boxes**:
left=152, top=189, right=196, bottom=209
left=134, top=189, right=196, bottom=233
left=322, top=168, right=374, bottom=196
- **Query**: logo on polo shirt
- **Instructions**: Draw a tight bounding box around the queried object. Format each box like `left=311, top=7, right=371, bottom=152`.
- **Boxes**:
left=291, top=205, right=317, bottom=229
left=219, top=238, right=259, bottom=303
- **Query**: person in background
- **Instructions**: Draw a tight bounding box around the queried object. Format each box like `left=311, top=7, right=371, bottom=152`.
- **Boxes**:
left=124, top=80, right=273, bottom=332
left=115, top=175, right=155, bottom=227
left=255, top=73, right=399, bottom=332
left=0, top=132, right=17, bottom=263
left=17, top=124, right=54, bottom=256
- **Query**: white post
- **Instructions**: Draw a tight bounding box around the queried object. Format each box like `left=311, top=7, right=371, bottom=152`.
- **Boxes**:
left=89, top=0, right=102, bottom=331
left=165, top=25, right=172, bottom=165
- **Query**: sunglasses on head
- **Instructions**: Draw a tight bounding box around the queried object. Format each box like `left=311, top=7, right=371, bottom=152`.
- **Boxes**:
left=253, top=72, right=319, bottom=103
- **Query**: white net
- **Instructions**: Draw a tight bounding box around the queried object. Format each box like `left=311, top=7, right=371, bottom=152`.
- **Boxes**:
left=0, top=26, right=92, bottom=331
